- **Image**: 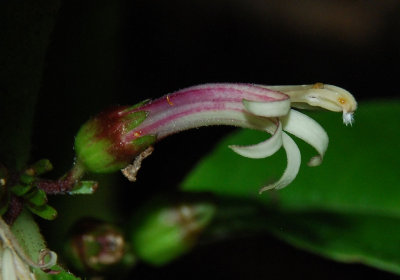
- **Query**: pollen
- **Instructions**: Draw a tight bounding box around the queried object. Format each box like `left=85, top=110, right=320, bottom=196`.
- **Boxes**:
left=166, top=95, right=174, bottom=106
left=133, top=131, right=142, bottom=137
left=338, top=97, right=346, bottom=105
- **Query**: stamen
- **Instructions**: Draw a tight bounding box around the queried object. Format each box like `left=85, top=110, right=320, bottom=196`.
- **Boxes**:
left=343, top=112, right=354, bottom=126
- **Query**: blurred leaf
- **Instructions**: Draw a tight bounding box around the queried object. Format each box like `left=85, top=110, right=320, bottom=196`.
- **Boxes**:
left=265, top=211, right=400, bottom=275
left=181, top=101, right=400, bottom=273
left=11, top=211, right=78, bottom=280
left=47, top=266, right=80, bottom=280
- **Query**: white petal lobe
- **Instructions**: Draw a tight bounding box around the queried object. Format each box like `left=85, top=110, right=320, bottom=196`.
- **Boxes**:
left=259, top=132, right=301, bottom=192
left=229, top=121, right=283, bottom=159
left=282, top=109, right=328, bottom=166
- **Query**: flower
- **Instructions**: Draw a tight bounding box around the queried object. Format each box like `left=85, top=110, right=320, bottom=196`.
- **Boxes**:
left=74, top=83, right=356, bottom=193
left=0, top=216, right=57, bottom=279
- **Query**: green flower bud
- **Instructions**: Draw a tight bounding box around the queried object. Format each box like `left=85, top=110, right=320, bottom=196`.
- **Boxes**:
left=74, top=105, right=156, bottom=174
left=130, top=199, right=216, bottom=266
left=65, top=218, right=135, bottom=275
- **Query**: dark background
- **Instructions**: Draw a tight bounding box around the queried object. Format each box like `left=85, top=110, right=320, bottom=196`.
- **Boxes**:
left=2, top=0, right=400, bottom=279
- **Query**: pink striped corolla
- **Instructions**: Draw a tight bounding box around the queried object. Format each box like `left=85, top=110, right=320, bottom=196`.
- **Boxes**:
left=74, top=83, right=357, bottom=193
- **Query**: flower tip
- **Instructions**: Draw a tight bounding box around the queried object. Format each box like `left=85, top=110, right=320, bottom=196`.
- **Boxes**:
left=258, top=184, right=275, bottom=194
left=343, top=111, right=354, bottom=126
left=307, top=155, right=322, bottom=167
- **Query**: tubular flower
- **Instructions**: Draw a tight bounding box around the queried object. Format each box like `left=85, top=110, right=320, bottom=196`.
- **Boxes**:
left=0, top=216, right=57, bottom=280
left=74, top=83, right=356, bottom=193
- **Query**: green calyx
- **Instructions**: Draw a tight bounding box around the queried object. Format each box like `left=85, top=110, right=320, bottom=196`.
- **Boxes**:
left=75, top=108, right=156, bottom=174
left=75, top=121, right=117, bottom=173
left=130, top=201, right=216, bottom=266
left=131, top=134, right=157, bottom=150
left=125, top=111, right=148, bottom=131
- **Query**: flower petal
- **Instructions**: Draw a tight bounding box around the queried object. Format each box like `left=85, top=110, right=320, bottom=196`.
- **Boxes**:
left=282, top=109, right=328, bottom=166
left=2, top=248, right=17, bottom=280
left=259, top=132, right=301, bottom=192
left=229, top=121, right=283, bottom=159
left=242, top=98, right=291, bottom=117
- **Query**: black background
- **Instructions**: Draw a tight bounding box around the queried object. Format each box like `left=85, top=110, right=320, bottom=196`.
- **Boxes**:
left=2, top=1, right=400, bottom=279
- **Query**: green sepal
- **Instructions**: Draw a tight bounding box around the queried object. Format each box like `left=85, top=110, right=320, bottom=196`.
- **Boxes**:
left=10, top=183, right=33, bottom=196
left=26, top=203, right=58, bottom=220
left=23, top=189, right=47, bottom=206
left=125, top=111, right=148, bottom=131
left=28, top=159, right=53, bottom=175
left=19, top=173, right=35, bottom=185
left=69, top=180, right=98, bottom=195
left=131, top=134, right=157, bottom=151
left=123, top=99, right=151, bottom=112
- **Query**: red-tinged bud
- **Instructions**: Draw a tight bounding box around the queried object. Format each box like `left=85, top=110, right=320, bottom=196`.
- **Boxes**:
left=74, top=104, right=156, bottom=174
left=64, top=218, right=135, bottom=275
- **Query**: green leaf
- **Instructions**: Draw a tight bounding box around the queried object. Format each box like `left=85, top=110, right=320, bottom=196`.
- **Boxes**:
left=181, top=101, right=400, bottom=274
left=47, top=265, right=81, bottom=280
left=265, top=211, right=400, bottom=275
left=11, top=211, right=80, bottom=280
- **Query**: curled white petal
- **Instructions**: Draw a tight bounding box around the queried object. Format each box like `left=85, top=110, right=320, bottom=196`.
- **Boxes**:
left=229, top=121, right=283, bottom=159
left=242, top=98, right=290, bottom=117
left=259, top=132, right=301, bottom=192
left=282, top=109, right=328, bottom=166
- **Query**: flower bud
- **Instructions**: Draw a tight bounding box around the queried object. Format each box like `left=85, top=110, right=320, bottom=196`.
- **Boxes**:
left=130, top=199, right=216, bottom=266
left=74, top=105, right=156, bottom=174
left=64, top=218, right=135, bottom=275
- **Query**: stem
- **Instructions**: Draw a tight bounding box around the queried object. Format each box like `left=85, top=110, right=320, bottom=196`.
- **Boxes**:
left=36, top=160, right=86, bottom=195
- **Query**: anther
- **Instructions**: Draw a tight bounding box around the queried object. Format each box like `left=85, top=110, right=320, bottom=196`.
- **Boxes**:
left=166, top=95, right=174, bottom=106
